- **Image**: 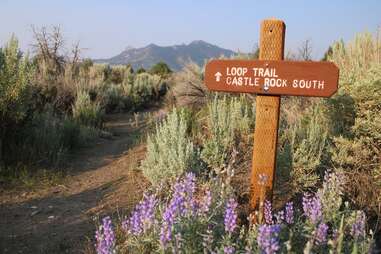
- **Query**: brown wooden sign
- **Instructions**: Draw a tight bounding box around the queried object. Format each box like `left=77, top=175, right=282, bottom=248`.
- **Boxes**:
left=205, top=59, right=339, bottom=97
left=203, top=18, right=340, bottom=219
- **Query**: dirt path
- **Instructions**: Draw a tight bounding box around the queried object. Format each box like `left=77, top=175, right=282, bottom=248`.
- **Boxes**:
left=0, top=110, right=159, bottom=253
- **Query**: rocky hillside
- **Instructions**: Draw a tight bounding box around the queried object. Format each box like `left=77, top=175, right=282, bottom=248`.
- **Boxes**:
left=94, top=40, right=236, bottom=71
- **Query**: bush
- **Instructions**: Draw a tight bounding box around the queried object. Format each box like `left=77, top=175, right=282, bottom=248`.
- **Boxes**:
left=95, top=172, right=375, bottom=254
left=150, top=61, right=172, bottom=76
left=327, top=33, right=381, bottom=217
left=201, top=96, right=253, bottom=170
left=172, top=63, right=208, bottom=107
left=3, top=106, right=98, bottom=167
left=72, top=90, right=104, bottom=128
left=104, top=84, right=126, bottom=112
left=141, top=109, right=199, bottom=185
left=0, top=36, right=32, bottom=165
left=288, top=105, right=328, bottom=193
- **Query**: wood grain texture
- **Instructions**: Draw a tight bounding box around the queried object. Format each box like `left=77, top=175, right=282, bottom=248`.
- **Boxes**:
left=250, top=19, right=285, bottom=211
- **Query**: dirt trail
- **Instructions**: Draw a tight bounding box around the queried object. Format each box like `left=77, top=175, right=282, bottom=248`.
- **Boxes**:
left=0, top=111, right=158, bottom=254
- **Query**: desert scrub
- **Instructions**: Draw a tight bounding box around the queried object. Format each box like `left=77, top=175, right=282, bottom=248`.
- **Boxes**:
left=141, top=108, right=199, bottom=185
left=0, top=36, right=32, bottom=166
left=4, top=106, right=99, bottom=167
left=201, top=95, right=254, bottom=170
left=288, top=104, right=328, bottom=193
left=328, top=33, right=381, bottom=217
left=94, top=172, right=375, bottom=254
left=104, top=84, right=126, bottom=112
left=72, top=90, right=104, bottom=128
left=127, top=73, right=162, bottom=107
left=171, top=62, right=209, bottom=107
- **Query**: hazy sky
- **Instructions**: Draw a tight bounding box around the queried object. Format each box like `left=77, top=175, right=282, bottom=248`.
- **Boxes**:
left=0, top=0, right=380, bottom=59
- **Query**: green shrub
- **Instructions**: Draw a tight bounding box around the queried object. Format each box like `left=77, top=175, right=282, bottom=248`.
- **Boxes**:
left=150, top=61, right=172, bottom=76
left=289, top=105, right=328, bottom=193
left=104, top=84, right=126, bottom=112
left=328, top=33, right=381, bottom=217
left=72, top=90, right=104, bottom=128
left=0, top=36, right=32, bottom=165
left=201, top=96, right=253, bottom=170
left=5, top=107, right=100, bottom=167
left=141, top=109, right=199, bottom=185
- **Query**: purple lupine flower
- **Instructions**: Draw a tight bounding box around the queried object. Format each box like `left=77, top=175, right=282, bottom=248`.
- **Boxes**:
left=224, top=245, right=235, bottom=254
left=160, top=173, right=197, bottom=248
left=224, top=198, right=238, bottom=233
left=95, top=216, right=115, bottom=254
left=199, top=189, right=212, bottom=214
left=184, top=173, right=197, bottom=214
left=171, top=172, right=197, bottom=216
left=160, top=198, right=178, bottom=247
left=302, top=193, right=322, bottom=224
left=350, top=211, right=366, bottom=240
left=122, top=193, right=157, bottom=235
left=314, top=223, right=328, bottom=245
left=257, top=224, right=281, bottom=254
left=264, top=200, right=274, bottom=224
left=160, top=221, right=173, bottom=248
left=284, top=202, right=294, bottom=224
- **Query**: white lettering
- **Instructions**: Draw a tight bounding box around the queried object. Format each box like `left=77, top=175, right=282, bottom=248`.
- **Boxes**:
left=292, top=79, right=325, bottom=89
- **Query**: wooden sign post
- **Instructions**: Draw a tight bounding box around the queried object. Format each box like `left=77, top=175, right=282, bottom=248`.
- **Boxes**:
left=204, top=19, right=339, bottom=213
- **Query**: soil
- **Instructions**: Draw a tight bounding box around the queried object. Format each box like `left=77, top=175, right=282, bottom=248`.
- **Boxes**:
left=0, top=110, right=160, bottom=254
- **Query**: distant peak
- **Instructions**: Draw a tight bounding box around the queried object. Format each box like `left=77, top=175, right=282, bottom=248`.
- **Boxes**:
left=146, top=43, right=158, bottom=48
left=189, top=40, right=209, bottom=46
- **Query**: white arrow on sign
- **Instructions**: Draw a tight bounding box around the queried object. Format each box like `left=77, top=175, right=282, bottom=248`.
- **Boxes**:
left=214, top=72, right=222, bottom=82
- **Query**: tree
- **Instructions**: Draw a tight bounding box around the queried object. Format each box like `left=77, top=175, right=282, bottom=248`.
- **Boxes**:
left=298, top=39, right=313, bottom=61
left=252, top=45, right=260, bottom=59
left=150, top=61, right=172, bottom=76
left=32, top=26, right=66, bottom=80
left=136, top=67, right=146, bottom=74
left=321, top=46, right=333, bottom=61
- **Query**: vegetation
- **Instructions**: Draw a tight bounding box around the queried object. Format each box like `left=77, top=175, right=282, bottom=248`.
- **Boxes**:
left=150, top=61, right=172, bottom=76
left=0, top=25, right=380, bottom=253
left=92, top=30, right=381, bottom=253
left=141, top=109, right=199, bottom=185
left=96, top=172, right=374, bottom=253
left=0, top=28, right=169, bottom=180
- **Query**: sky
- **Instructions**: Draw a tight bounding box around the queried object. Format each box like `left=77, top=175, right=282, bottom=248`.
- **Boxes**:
left=0, top=0, right=380, bottom=59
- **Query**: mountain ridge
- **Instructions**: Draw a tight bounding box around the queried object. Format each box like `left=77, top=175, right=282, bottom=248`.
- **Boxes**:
left=94, top=40, right=236, bottom=71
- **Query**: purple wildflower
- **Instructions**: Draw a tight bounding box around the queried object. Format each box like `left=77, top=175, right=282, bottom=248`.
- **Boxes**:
left=224, top=245, right=235, bottom=254
left=302, top=193, right=322, bottom=224
left=257, top=224, right=281, bottom=254
left=284, top=202, right=294, bottom=224
left=314, top=223, right=328, bottom=245
left=224, top=198, right=238, bottom=233
left=160, top=173, right=197, bottom=248
left=350, top=211, right=366, bottom=240
left=199, top=189, right=212, bottom=214
left=264, top=200, right=274, bottom=224
left=122, top=193, right=157, bottom=235
left=95, top=216, right=115, bottom=254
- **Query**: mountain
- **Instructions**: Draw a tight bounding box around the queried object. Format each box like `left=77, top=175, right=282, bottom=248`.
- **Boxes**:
left=94, top=40, right=236, bottom=71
